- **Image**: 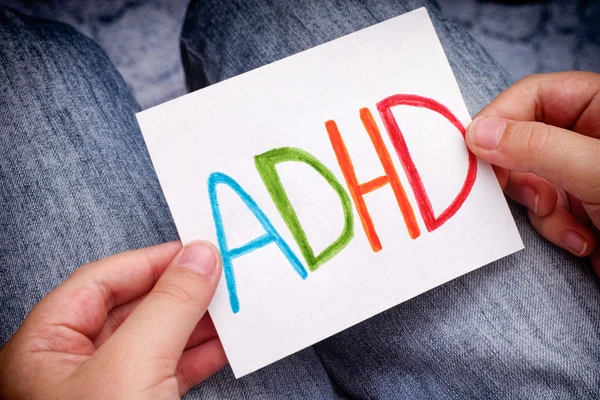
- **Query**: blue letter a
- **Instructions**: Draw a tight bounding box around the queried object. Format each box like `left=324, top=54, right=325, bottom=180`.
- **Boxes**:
left=208, top=172, right=307, bottom=313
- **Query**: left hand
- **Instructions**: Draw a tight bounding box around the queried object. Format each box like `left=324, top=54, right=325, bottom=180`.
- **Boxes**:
left=0, top=240, right=226, bottom=399
left=465, top=72, right=600, bottom=274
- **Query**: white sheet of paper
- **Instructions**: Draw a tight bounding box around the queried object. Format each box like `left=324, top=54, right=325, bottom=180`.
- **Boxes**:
left=137, top=7, right=523, bottom=377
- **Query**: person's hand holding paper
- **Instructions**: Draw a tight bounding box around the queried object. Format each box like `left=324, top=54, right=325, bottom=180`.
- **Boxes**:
left=466, top=71, right=600, bottom=274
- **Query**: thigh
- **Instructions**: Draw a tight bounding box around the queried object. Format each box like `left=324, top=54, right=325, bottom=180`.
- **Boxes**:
left=0, top=6, right=177, bottom=345
left=0, top=7, right=337, bottom=399
left=181, top=0, right=600, bottom=398
left=181, top=0, right=509, bottom=117
left=315, top=202, right=600, bottom=399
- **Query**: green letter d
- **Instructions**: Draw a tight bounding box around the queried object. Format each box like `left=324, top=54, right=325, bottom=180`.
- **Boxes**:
left=255, top=147, right=354, bottom=272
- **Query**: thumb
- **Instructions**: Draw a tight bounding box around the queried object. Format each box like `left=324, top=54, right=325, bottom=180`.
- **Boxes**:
left=108, top=240, right=222, bottom=361
left=466, top=116, right=600, bottom=203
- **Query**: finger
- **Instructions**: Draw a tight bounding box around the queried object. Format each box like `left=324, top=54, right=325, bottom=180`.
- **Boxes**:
left=504, top=171, right=558, bottom=217
left=466, top=116, right=600, bottom=204
left=591, top=247, right=600, bottom=278
left=108, top=240, right=222, bottom=361
left=568, top=194, right=591, bottom=224
left=583, top=203, right=600, bottom=231
left=94, top=294, right=146, bottom=347
left=176, top=338, right=227, bottom=395
left=95, top=296, right=217, bottom=350
left=184, top=313, right=219, bottom=350
left=27, top=241, right=182, bottom=340
left=590, top=228, right=600, bottom=277
left=573, top=90, right=600, bottom=138
left=476, top=72, right=600, bottom=135
left=492, top=165, right=509, bottom=190
left=528, top=208, right=596, bottom=257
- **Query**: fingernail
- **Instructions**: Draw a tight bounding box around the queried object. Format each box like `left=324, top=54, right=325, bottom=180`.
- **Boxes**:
left=562, top=230, right=587, bottom=256
left=469, top=117, right=505, bottom=150
left=519, top=185, right=539, bottom=215
left=178, top=241, right=217, bottom=275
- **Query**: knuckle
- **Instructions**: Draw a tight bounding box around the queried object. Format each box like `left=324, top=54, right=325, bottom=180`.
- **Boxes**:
left=518, top=73, right=541, bottom=86
left=105, top=309, right=123, bottom=333
left=527, top=124, right=549, bottom=154
left=514, top=122, right=550, bottom=168
left=89, top=276, right=114, bottom=310
left=152, top=279, right=198, bottom=305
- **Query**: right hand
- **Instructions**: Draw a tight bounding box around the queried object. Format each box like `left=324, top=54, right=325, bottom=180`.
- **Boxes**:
left=465, top=72, right=600, bottom=275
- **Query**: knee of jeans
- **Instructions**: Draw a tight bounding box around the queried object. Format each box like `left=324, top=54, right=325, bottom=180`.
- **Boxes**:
left=180, top=0, right=444, bottom=84
left=0, top=6, right=137, bottom=112
left=180, top=0, right=223, bottom=89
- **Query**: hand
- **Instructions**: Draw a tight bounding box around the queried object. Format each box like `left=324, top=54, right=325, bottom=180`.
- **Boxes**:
left=466, top=72, right=600, bottom=275
left=0, top=240, right=226, bottom=399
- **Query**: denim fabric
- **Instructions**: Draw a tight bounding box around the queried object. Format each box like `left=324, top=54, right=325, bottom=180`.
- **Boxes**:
left=0, top=7, right=339, bottom=400
left=0, top=7, right=177, bottom=335
left=0, top=2, right=599, bottom=400
left=181, top=1, right=600, bottom=398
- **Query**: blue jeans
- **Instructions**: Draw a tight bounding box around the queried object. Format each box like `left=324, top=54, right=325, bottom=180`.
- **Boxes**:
left=1, top=1, right=599, bottom=398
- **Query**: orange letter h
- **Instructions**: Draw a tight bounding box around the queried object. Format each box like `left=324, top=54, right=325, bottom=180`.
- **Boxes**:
left=326, top=108, right=420, bottom=252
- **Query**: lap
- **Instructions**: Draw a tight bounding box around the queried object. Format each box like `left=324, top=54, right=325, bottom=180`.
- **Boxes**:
left=314, top=207, right=600, bottom=398
left=2, top=1, right=599, bottom=399
left=0, top=7, right=337, bottom=400
left=0, top=6, right=177, bottom=344
left=182, top=0, right=600, bottom=398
